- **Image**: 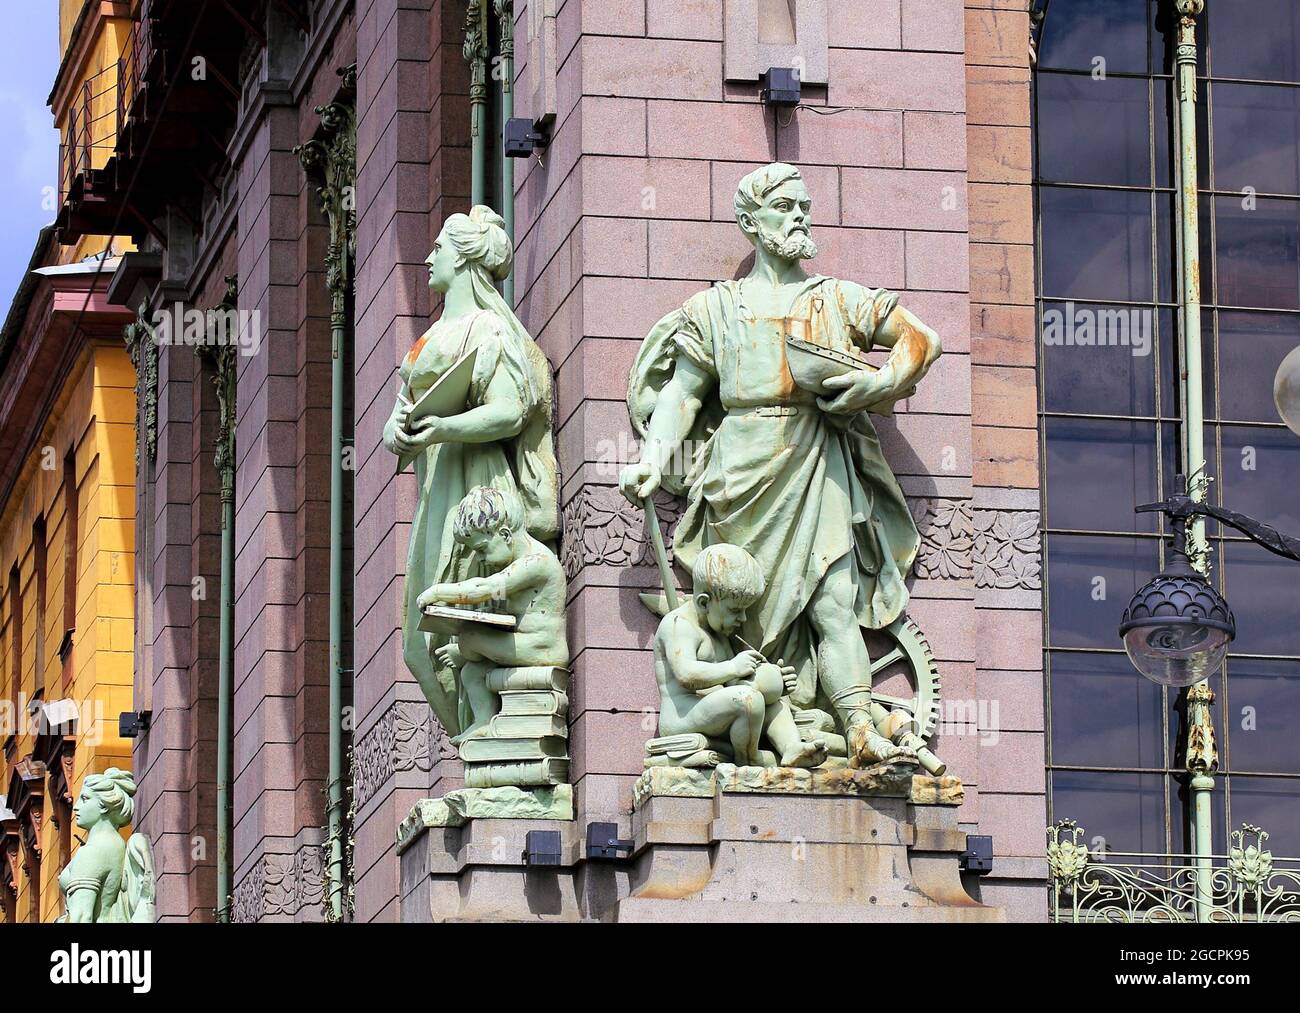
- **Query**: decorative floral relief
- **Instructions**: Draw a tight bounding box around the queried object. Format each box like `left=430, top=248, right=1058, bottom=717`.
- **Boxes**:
left=972, top=509, right=1041, bottom=590
left=353, top=701, right=455, bottom=811
left=911, top=499, right=975, bottom=580
left=231, top=848, right=326, bottom=923
left=231, top=858, right=264, bottom=924
left=262, top=853, right=297, bottom=917
left=561, top=485, right=683, bottom=579
left=910, top=499, right=1041, bottom=591
left=296, top=845, right=326, bottom=914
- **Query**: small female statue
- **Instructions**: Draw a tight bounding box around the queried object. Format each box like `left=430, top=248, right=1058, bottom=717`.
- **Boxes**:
left=384, top=205, right=560, bottom=737
left=57, top=768, right=156, bottom=922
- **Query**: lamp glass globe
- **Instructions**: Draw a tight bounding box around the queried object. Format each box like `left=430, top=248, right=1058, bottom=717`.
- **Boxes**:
left=1275, top=344, right=1300, bottom=437
left=1123, top=623, right=1231, bottom=688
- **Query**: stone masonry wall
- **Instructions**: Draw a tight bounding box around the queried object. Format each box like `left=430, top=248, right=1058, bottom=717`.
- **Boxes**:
left=507, top=0, right=1021, bottom=867
left=351, top=0, right=464, bottom=923
left=965, top=0, right=1047, bottom=921
left=339, top=0, right=1049, bottom=920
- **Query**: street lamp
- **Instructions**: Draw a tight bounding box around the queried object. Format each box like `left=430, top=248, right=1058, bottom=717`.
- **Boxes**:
left=1120, top=476, right=1300, bottom=687
left=1276, top=345, right=1300, bottom=437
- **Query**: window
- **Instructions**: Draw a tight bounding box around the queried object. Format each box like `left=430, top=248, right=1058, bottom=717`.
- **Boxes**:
left=61, top=451, right=77, bottom=690
left=7, top=565, right=19, bottom=720
left=32, top=518, right=45, bottom=698
left=1036, top=0, right=1300, bottom=857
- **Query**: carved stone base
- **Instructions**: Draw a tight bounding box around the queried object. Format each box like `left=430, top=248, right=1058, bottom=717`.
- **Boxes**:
left=397, top=767, right=999, bottom=922
left=399, top=807, right=630, bottom=923
left=397, top=785, right=573, bottom=852
left=608, top=765, right=1000, bottom=923
left=632, top=761, right=965, bottom=809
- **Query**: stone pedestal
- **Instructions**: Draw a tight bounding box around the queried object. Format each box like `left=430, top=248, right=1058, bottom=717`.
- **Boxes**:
left=397, top=784, right=629, bottom=922
left=398, top=763, right=1003, bottom=922
left=610, top=763, right=1003, bottom=922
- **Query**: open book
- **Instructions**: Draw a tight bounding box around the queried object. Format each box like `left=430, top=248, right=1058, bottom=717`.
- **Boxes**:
left=418, top=603, right=518, bottom=636
left=395, top=345, right=478, bottom=472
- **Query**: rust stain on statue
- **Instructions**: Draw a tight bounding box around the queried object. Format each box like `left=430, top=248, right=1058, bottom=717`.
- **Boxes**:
left=892, top=318, right=930, bottom=374
left=406, top=333, right=429, bottom=364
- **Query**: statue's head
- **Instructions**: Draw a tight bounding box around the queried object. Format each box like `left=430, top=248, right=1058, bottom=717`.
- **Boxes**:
left=691, top=544, right=766, bottom=637
left=426, top=204, right=513, bottom=293
left=74, top=768, right=137, bottom=832
left=452, top=485, right=526, bottom=569
left=734, top=163, right=818, bottom=263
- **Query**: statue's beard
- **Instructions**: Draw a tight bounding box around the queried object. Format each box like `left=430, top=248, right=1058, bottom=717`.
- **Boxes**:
left=759, top=227, right=818, bottom=261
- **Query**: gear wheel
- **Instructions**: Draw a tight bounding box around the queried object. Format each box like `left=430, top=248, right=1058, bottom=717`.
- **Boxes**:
left=866, top=615, right=942, bottom=743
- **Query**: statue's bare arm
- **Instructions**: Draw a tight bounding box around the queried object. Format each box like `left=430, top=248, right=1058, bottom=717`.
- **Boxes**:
left=820, top=305, right=941, bottom=416
left=620, top=354, right=714, bottom=503
left=63, top=879, right=102, bottom=922
left=659, top=613, right=745, bottom=692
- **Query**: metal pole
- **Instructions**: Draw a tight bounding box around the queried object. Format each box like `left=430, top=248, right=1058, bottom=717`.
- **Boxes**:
left=327, top=312, right=346, bottom=921
left=216, top=435, right=235, bottom=922
left=498, top=0, right=515, bottom=306
left=1173, top=0, right=1216, bottom=923
left=467, top=1, right=488, bottom=208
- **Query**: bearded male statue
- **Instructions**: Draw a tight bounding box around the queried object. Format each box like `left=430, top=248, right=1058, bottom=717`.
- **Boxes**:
left=620, top=162, right=942, bottom=767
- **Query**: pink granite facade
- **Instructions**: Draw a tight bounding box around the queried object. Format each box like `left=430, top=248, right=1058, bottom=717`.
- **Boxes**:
left=122, top=0, right=1046, bottom=922
left=130, top=2, right=360, bottom=922
left=505, top=0, right=1044, bottom=920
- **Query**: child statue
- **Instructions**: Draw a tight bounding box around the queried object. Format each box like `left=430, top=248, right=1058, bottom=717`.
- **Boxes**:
left=416, top=486, right=570, bottom=744
left=652, top=544, right=827, bottom=768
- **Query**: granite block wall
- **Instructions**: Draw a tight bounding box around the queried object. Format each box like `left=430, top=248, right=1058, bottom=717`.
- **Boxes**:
left=129, top=0, right=1047, bottom=922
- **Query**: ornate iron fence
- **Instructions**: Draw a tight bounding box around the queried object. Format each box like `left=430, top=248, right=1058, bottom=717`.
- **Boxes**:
left=1047, top=820, right=1300, bottom=923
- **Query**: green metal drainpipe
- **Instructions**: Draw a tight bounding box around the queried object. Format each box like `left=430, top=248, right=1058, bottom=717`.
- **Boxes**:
left=467, top=1, right=489, bottom=207
left=498, top=0, right=515, bottom=305
left=1173, top=0, right=1216, bottom=924
left=327, top=308, right=347, bottom=921
left=217, top=458, right=234, bottom=922
left=212, top=342, right=237, bottom=923
left=296, top=66, right=358, bottom=921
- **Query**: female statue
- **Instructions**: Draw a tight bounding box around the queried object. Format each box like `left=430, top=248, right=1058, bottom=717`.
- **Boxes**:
left=57, top=768, right=156, bottom=922
left=384, top=205, right=560, bottom=737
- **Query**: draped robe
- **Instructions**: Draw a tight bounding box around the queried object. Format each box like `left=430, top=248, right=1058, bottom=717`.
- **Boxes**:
left=628, top=277, right=921, bottom=708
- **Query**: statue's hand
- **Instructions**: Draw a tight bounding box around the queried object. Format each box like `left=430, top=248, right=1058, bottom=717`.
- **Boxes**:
left=404, top=414, right=447, bottom=450
left=817, top=369, right=891, bottom=416
left=383, top=401, right=414, bottom=455
left=729, top=650, right=764, bottom=679
left=619, top=459, right=662, bottom=505
left=777, top=658, right=799, bottom=695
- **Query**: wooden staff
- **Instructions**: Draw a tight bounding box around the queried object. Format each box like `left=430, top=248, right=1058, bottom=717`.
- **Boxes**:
left=642, top=495, right=680, bottom=611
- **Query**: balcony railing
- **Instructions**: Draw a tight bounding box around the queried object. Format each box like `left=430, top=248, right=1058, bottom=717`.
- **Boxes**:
left=59, top=64, right=120, bottom=206
left=1047, top=820, right=1300, bottom=923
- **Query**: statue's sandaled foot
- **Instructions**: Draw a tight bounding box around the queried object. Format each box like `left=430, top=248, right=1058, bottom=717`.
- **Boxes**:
left=848, top=723, right=919, bottom=768
left=450, top=722, right=491, bottom=747
left=781, top=737, right=828, bottom=769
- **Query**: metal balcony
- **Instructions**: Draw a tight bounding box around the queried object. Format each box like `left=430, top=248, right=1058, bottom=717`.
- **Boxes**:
left=1047, top=820, right=1300, bottom=923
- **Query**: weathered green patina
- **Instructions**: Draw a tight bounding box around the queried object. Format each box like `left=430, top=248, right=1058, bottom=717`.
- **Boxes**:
left=57, top=769, right=155, bottom=923
left=621, top=163, right=943, bottom=768
left=386, top=206, right=561, bottom=740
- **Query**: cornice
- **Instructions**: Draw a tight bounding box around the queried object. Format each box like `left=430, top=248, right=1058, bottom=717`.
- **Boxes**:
left=49, top=2, right=133, bottom=120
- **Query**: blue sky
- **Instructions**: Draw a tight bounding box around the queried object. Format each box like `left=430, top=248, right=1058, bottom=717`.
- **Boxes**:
left=0, top=13, right=59, bottom=314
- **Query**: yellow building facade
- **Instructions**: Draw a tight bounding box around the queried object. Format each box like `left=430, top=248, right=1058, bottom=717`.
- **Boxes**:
left=0, top=1, right=138, bottom=923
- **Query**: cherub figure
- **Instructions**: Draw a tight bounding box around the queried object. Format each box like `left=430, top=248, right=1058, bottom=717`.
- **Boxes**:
left=416, top=486, right=569, bottom=743
left=654, top=543, right=826, bottom=768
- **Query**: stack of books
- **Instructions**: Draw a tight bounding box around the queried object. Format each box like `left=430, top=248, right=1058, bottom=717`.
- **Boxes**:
left=461, top=666, right=571, bottom=789
left=643, top=733, right=726, bottom=769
